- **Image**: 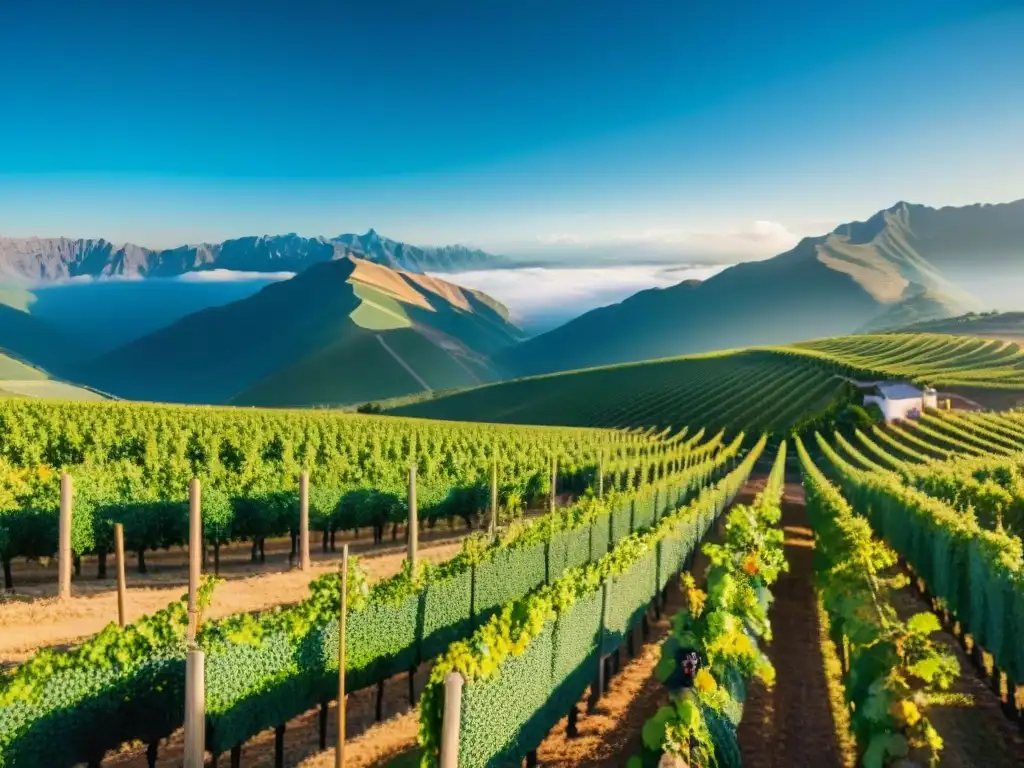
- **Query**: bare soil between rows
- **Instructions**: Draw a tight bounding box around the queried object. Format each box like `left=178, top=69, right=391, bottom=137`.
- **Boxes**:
left=0, top=528, right=467, bottom=666
left=888, top=579, right=1024, bottom=768
left=1, top=500, right=572, bottom=666
left=486, top=479, right=857, bottom=768
left=736, top=481, right=854, bottom=768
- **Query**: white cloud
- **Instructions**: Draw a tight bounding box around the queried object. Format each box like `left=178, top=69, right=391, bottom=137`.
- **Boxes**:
left=526, top=220, right=801, bottom=262
left=536, top=233, right=582, bottom=245
left=26, top=272, right=146, bottom=287
left=29, top=269, right=296, bottom=288
left=434, top=263, right=731, bottom=334
left=173, top=269, right=295, bottom=283
left=740, top=220, right=795, bottom=241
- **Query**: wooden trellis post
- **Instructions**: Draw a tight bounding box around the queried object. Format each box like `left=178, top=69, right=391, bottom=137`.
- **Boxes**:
left=336, top=544, right=349, bottom=768
left=489, top=454, right=498, bottom=537
left=184, top=478, right=206, bottom=768
left=188, top=479, right=202, bottom=637
left=550, top=453, right=558, bottom=512
left=408, top=465, right=419, bottom=576
left=58, top=472, right=73, bottom=601
left=597, top=451, right=604, bottom=499
left=439, top=672, right=464, bottom=768
left=114, top=523, right=127, bottom=627
left=299, top=471, right=311, bottom=571
left=184, top=648, right=206, bottom=768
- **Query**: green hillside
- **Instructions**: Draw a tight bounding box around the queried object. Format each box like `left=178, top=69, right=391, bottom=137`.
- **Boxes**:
left=0, top=352, right=47, bottom=381
left=893, top=311, right=1024, bottom=340
left=0, top=379, right=108, bottom=401
left=0, top=296, right=103, bottom=401
left=0, top=285, right=35, bottom=313
left=0, top=303, right=87, bottom=374
left=0, top=351, right=108, bottom=402
left=497, top=200, right=1024, bottom=378
left=391, top=333, right=1024, bottom=431
left=791, top=334, right=1024, bottom=388
left=74, top=255, right=523, bottom=406
left=395, top=348, right=848, bottom=434
left=232, top=327, right=485, bottom=407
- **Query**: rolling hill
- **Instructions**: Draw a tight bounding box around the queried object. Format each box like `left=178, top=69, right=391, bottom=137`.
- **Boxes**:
left=0, top=286, right=105, bottom=398
left=71, top=256, right=524, bottom=406
left=0, top=301, right=91, bottom=374
left=390, top=333, right=1024, bottom=431
left=497, top=199, right=1023, bottom=378
left=893, top=311, right=1024, bottom=341
left=0, top=348, right=108, bottom=402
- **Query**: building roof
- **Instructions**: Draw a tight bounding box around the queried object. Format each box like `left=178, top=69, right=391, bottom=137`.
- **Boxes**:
left=875, top=383, right=923, bottom=401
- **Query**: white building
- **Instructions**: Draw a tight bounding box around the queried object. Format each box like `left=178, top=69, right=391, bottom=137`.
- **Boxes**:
left=863, top=382, right=927, bottom=422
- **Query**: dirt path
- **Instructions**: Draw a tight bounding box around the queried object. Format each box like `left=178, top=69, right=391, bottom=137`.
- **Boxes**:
left=0, top=530, right=466, bottom=665
left=530, top=477, right=765, bottom=766
left=531, top=479, right=854, bottom=768
left=3, top=517, right=473, bottom=595
left=534, top=563, right=690, bottom=765
left=888, top=584, right=1024, bottom=768
left=376, top=333, right=431, bottom=391
left=736, top=481, right=854, bottom=768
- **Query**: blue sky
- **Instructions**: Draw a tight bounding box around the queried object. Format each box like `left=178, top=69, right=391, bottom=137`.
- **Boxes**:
left=0, top=0, right=1021, bottom=257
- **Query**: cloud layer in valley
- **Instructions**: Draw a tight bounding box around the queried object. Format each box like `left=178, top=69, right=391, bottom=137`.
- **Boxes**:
left=26, top=269, right=295, bottom=287
left=173, top=269, right=296, bottom=283
left=435, top=263, right=730, bottom=335
left=503, top=220, right=801, bottom=267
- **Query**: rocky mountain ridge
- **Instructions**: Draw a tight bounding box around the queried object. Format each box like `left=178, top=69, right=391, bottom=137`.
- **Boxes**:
left=0, top=230, right=504, bottom=282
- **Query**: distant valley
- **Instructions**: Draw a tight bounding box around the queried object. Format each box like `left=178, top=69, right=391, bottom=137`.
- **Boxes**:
left=0, top=230, right=513, bottom=381
left=70, top=256, right=523, bottom=406
left=1, top=197, right=1022, bottom=409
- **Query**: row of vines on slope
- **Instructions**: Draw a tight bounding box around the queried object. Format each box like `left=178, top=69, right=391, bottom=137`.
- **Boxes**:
left=0, top=398, right=705, bottom=587
left=876, top=450, right=1024, bottom=537
left=0, top=435, right=747, bottom=768
left=798, top=439, right=961, bottom=767
left=0, top=399, right=655, bottom=476
left=415, top=436, right=768, bottom=767
left=395, top=350, right=852, bottom=436
left=631, top=441, right=788, bottom=768
left=814, top=436, right=1024, bottom=706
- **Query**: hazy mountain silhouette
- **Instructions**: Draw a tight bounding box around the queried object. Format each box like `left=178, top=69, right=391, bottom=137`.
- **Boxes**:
left=497, top=199, right=1023, bottom=377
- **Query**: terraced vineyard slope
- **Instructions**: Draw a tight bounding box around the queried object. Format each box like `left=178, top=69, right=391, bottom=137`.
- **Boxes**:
left=792, top=334, right=1024, bottom=389
left=389, top=333, right=1024, bottom=431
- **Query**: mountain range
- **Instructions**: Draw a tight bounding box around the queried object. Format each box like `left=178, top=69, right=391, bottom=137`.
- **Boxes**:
left=0, top=229, right=504, bottom=282
left=1, top=197, right=1022, bottom=408
left=71, top=255, right=523, bottom=406
left=495, top=199, right=1024, bottom=377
